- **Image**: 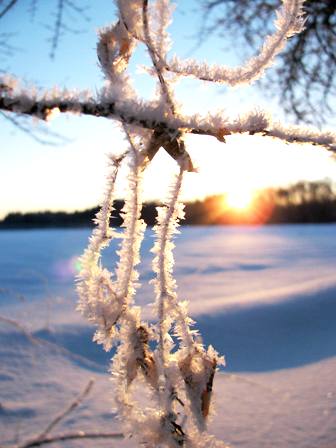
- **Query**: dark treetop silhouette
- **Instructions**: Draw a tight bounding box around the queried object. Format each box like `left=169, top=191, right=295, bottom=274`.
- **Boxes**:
left=200, top=0, right=336, bottom=126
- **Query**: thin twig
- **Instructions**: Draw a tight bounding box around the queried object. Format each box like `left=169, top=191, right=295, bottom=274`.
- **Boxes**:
left=0, top=315, right=37, bottom=345
left=0, top=286, right=26, bottom=302
left=11, top=380, right=125, bottom=448
left=0, top=314, right=105, bottom=371
left=142, top=0, right=176, bottom=117
left=49, top=0, right=64, bottom=59
left=47, top=0, right=89, bottom=58
left=16, top=431, right=124, bottom=448
left=0, top=111, right=67, bottom=145
left=0, top=0, right=18, bottom=19
left=36, top=379, right=95, bottom=441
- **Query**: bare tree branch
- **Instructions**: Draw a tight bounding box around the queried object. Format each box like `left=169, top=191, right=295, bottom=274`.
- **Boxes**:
left=0, top=321, right=124, bottom=448
left=0, top=0, right=19, bottom=19
left=47, top=0, right=90, bottom=58
left=0, top=111, right=68, bottom=145
left=49, top=0, right=64, bottom=59
left=36, top=379, right=95, bottom=441
left=5, top=381, right=124, bottom=447
left=0, top=0, right=89, bottom=59
left=199, top=0, right=336, bottom=125
left=0, top=315, right=38, bottom=344
left=16, top=431, right=124, bottom=448
left=1, top=80, right=335, bottom=153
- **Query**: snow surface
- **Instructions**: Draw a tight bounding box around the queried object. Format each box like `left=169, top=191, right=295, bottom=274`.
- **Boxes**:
left=0, top=225, right=336, bottom=447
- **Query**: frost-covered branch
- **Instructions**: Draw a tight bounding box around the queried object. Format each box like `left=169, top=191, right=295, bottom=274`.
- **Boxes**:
left=114, top=130, right=146, bottom=312
left=152, top=167, right=197, bottom=360
left=77, top=154, right=124, bottom=350
left=3, top=0, right=335, bottom=446
left=150, top=166, right=224, bottom=441
left=142, top=0, right=176, bottom=117
left=152, top=168, right=189, bottom=423
left=166, top=0, right=305, bottom=86
left=1, top=77, right=335, bottom=153
left=199, top=0, right=336, bottom=126
left=97, top=20, right=136, bottom=84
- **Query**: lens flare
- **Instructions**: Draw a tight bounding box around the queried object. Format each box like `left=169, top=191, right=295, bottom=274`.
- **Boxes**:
left=53, top=255, right=81, bottom=280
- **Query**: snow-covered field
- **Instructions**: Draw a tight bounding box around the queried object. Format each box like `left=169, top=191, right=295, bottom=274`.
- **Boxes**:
left=1, top=225, right=336, bottom=447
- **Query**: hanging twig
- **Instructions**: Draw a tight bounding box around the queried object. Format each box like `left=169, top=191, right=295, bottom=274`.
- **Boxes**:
left=142, top=0, right=176, bottom=117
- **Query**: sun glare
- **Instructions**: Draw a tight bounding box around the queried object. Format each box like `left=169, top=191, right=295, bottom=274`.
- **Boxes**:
left=225, top=187, right=254, bottom=210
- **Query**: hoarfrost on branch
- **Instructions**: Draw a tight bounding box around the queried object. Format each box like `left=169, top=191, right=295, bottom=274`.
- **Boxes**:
left=1, top=1, right=334, bottom=446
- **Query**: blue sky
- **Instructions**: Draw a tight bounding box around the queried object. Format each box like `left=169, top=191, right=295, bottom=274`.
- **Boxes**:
left=1, top=0, right=336, bottom=219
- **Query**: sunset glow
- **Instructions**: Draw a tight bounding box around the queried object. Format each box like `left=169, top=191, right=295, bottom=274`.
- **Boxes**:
left=225, top=187, right=254, bottom=210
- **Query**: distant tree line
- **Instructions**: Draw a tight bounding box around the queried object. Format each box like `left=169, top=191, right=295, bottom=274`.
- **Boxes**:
left=1, top=181, right=336, bottom=229
left=267, top=180, right=336, bottom=224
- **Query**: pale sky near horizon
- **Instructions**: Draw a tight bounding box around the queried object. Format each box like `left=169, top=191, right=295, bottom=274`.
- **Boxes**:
left=1, top=0, right=336, bottom=219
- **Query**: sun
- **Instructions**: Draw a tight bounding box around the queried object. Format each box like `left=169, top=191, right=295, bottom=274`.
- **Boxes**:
left=225, top=187, right=254, bottom=211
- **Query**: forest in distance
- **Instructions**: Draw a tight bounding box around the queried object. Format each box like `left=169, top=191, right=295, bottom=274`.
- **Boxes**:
left=1, top=180, right=336, bottom=229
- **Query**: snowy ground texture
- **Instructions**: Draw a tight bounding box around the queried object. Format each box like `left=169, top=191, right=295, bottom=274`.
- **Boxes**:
left=0, top=225, right=336, bottom=447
